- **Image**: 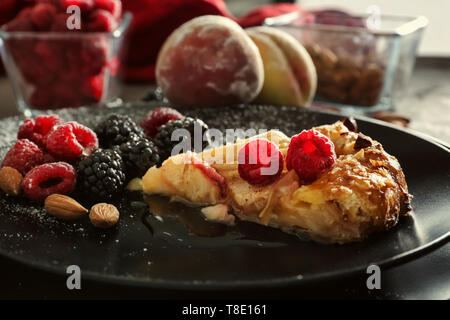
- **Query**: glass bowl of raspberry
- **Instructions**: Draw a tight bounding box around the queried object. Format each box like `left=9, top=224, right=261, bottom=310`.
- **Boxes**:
left=0, top=1, right=131, bottom=116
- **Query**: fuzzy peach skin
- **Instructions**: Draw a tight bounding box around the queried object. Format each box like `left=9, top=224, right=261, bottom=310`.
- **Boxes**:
left=246, top=26, right=317, bottom=107
left=155, top=15, right=264, bottom=107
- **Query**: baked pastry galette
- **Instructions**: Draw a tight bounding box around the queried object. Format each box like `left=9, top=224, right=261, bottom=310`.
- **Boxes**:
left=142, top=120, right=412, bottom=244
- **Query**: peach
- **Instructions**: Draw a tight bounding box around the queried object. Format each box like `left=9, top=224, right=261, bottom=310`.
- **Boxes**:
left=246, top=26, right=317, bottom=107
left=156, top=15, right=264, bottom=107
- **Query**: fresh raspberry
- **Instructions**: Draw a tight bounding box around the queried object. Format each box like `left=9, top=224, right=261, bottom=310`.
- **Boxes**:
left=34, top=41, right=63, bottom=74
left=286, top=129, right=337, bottom=183
left=94, top=0, right=122, bottom=19
left=1, top=139, right=45, bottom=175
left=20, top=57, right=56, bottom=87
left=106, top=56, right=120, bottom=76
left=83, top=74, right=104, bottom=101
left=87, top=9, right=117, bottom=32
left=45, top=122, right=98, bottom=162
left=141, top=107, right=184, bottom=139
left=18, top=115, right=64, bottom=148
left=30, top=3, right=57, bottom=31
left=42, top=153, right=57, bottom=164
left=34, top=115, right=64, bottom=138
left=5, top=8, right=35, bottom=31
left=17, top=119, right=35, bottom=143
left=22, top=162, right=77, bottom=202
left=238, top=139, right=284, bottom=186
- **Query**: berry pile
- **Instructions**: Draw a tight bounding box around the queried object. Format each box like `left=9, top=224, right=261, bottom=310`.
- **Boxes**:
left=4, top=0, right=122, bottom=109
left=154, top=117, right=210, bottom=161
left=1, top=114, right=96, bottom=201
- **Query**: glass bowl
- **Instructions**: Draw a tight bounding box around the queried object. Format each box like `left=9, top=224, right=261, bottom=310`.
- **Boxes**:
left=0, top=13, right=131, bottom=116
left=265, top=11, right=428, bottom=112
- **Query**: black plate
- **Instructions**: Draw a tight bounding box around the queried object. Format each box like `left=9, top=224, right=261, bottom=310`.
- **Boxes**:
left=0, top=103, right=449, bottom=289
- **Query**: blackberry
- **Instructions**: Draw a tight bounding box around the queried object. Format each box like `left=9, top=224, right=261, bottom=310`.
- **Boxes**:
left=117, top=137, right=160, bottom=178
left=95, top=114, right=145, bottom=148
left=77, top=149, right=126, bottom=200
left=154, top=117, right=210, bottom=161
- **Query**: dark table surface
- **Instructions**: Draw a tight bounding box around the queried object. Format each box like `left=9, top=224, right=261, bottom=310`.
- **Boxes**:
left=0, top=58, right=449, bottom=300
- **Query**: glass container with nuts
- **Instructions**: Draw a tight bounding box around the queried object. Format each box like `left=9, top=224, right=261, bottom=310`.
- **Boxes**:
left=265, top=10, right=427, bottom=112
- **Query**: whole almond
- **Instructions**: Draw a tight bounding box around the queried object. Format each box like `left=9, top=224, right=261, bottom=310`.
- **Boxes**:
left=89, top=203, right=119, bottom=229
left=45, top=194, right=88, bottom=220
left=0, top=167, right=23, bottom=196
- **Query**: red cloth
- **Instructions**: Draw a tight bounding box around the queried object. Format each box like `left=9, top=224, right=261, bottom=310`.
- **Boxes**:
left=0, top=0, right=303, bottom=81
